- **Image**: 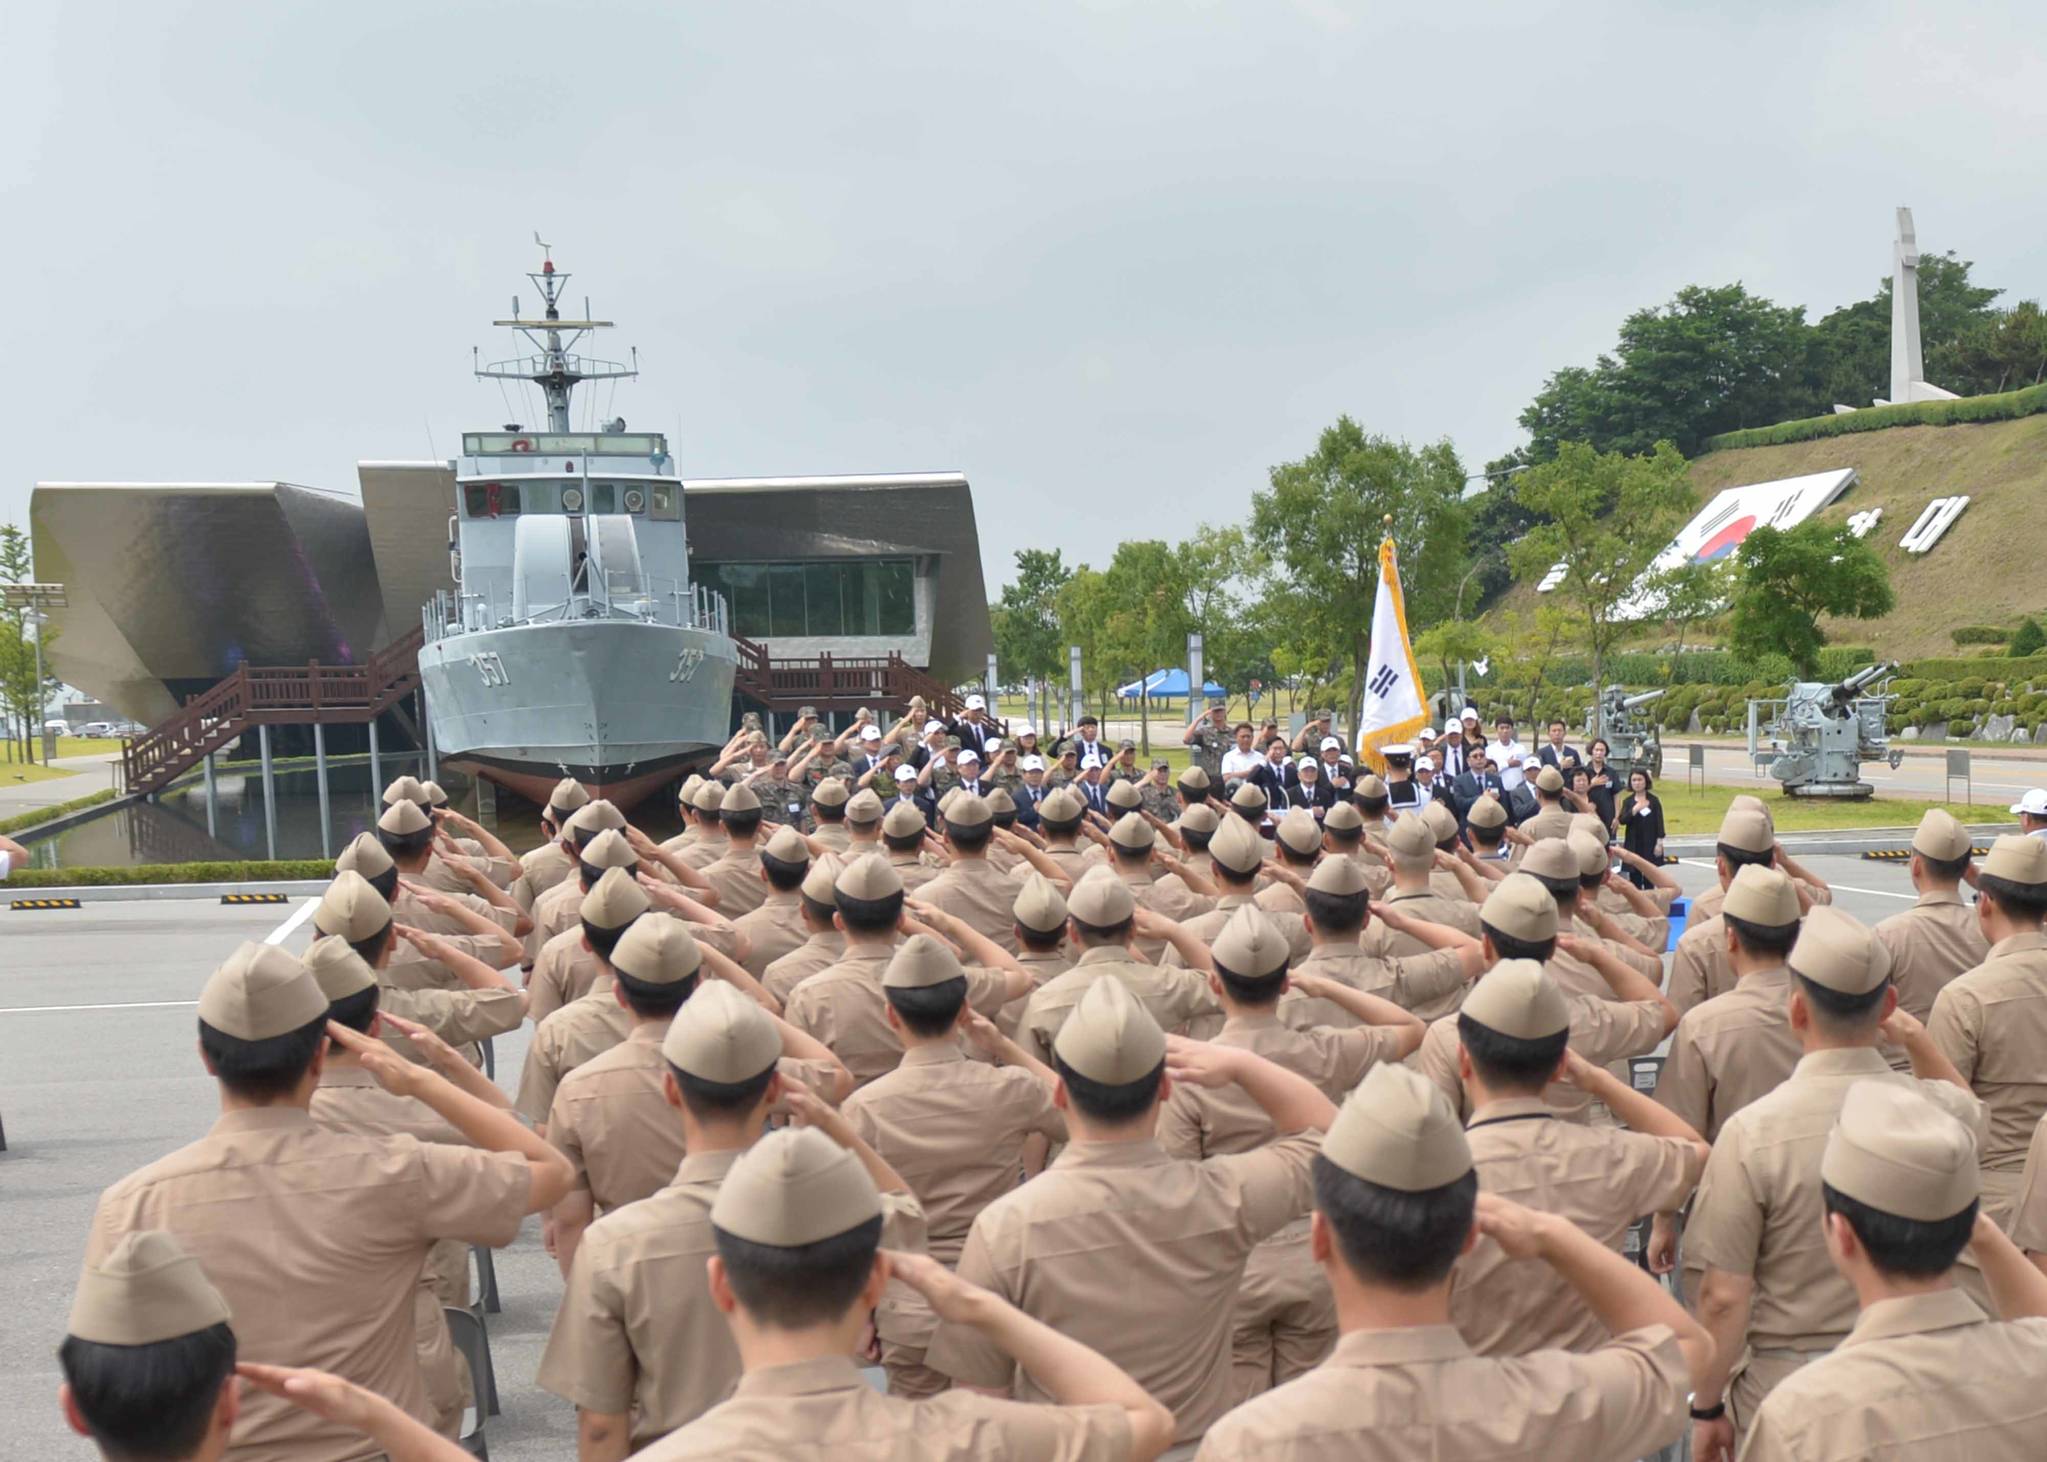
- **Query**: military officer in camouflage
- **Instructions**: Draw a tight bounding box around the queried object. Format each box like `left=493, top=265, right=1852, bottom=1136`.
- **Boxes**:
left=1184, top=700, right=1234, bottom=782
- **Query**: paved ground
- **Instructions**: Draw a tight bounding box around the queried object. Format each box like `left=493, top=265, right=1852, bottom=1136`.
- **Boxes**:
left=0, top=853, right=1924, bottom=1457
left=1666, top=738, right=2043, bottom=808
left=0, top=752, right=121, bottom=820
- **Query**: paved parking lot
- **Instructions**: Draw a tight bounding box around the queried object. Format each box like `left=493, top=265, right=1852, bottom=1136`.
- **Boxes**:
left=0, top=851, right=1925, bottom=1457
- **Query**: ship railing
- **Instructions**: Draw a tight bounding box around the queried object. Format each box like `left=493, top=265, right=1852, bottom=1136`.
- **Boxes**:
left=424, top=579, right=730, bottom=638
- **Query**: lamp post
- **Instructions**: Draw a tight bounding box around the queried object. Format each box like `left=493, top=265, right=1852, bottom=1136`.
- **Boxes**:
left=2, top=582, right=68, bottom=764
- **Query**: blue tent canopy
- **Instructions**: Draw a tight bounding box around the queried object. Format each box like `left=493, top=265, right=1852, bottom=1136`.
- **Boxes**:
left=1115, top=668, right=1227, bottom=701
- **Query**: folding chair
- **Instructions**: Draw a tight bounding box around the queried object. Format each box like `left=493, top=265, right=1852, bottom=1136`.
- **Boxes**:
left=441, top=1306, right=492, bottom=1459
left=473, top=1243, right=502, bottom=1315
left=480, top=1036, right=495, bottom=1080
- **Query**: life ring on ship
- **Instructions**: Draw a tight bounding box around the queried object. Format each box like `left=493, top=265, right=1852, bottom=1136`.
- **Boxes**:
left=511, top=438, right=534, bottom=453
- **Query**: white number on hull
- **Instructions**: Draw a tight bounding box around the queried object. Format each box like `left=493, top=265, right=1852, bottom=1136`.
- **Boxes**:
left=470, top=652, right=511, bottom=687
left=670, top=649, right=705, bottom=684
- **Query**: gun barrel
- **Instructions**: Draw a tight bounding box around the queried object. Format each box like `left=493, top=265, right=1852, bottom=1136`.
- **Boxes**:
left=1620, top=690, right=1665, bottom=710
left=1829, top=661, right=1900, bottom=700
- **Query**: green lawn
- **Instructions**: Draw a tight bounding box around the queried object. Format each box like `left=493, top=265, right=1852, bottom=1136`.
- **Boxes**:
left=0, top=758, right=78, bottom=785
left=1652, top=784, right=1994, bottom=836
left=55, top=736, right=128, bottom=757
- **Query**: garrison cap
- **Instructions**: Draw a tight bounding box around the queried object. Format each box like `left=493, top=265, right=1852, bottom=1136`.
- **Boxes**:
left=1053, top=975, right=1166, bottom=1084
left=1106, top=780, right=1143, bottom=812
left=381, top=775, right=429, bottom=808
left=944, top=792, right=993, bottom=831
left=1109, top=812, right=1155, bottom=851
left=1177, top=765, right=1212, bottom=792
left=1421, top=802, right=1461, bottom=845
left=1307, top=856, right=1368, bottom=896
left=836, top=853, right=904, bottom=902
left=579, top=827, right=638, bottom=872
left=677, top=774, right=704, bottom=805
left=68, top=1231, right=233, bottom=1347
left=691, top=781, right=726, bottom=813
left=1567, top=830, right=1609, bottom=878
left=582, top=864, right=651, bottom=929
left=1723, top=863, right=1800, bottom=927
left=846, top=788, right=885, bottom=824
left=610, top=914, right=703, bottom=985
left=1730, top=794, right=1773, bottom=823
left=1067, top=866, right=1137, bottom=924
left=552, top=776, right=593, bottom=814
left=1230, top=781, right=1269, bottom=813
left=335, top=831, right=395, bottom=878
left=313, top=871, right=392, bottom=943
left=1355, top=774, right=1389, bottom=800
left=1910, top=808, right=1971, bottom=861
left=1462, top=959, right=1569, bottom=1040
left=710, top=1125, right=883, bottom=1248
left=1177, top=803, right=1221, bottom=835
left=1789, top=905, right=1891, bottom=994
left=882, top=801, right=928, bottom=839
left=810, top=776, right=850, bottom=809
left=1569, top=812, right=1607, bottom=843
left=303, top=936, right=377, bottom=1002
left=985, top=786, right=1017, bottom=815
left=1533, top=765, right=1564, bottom=794
left=378, top=799, right=431, bottom=837
left=1039, top=787, right=1084, bottom=822
left=1385, top=815, right=1436, bottom=862
left=571, top=799, right=629, bottom=837
left=1482, top=874, right=1559, bottom=944
left=198, top=943, right=328, bottom=1041
left=763, top=825, right=810, bottom=864
left=1981, top=833, right=2047, bottom=886
left=1275, top=808, right=1322, bottom=856
left=1208, top=814, right=1265, bottom=875
left=721, top=783, right=763, bottom=815
left=662, top=978, right=780, bottom=1083
left=1821, top=1079, right=1980, bottom=1222
left=1466, top=796, right=1508, bottom=831
left=1013, top=873, right=1068, bottom=934
left=1322, top=1063, right=1471, bottom=1192
left=883, top=934, right=967, bottom=990
left=1323, top=801, right=1364, bottom=833
left=1718, top=806, right=1774, bottom=854
left=801, top=853, right=844, bottom=905
left=1213, top=904, right=1289, bottom=978
left=1519, top=839, right=1578, bottom=884
left=420, top=780, right=451, bottom=808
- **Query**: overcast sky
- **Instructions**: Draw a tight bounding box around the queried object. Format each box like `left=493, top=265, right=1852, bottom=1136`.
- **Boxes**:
left=4, top=1, right=2041, bottom=593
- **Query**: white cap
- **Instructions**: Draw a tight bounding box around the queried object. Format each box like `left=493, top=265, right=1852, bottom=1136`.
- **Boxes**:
left=923, top=719, right=947, bottom=736
left=986, top=739, right=1004, bottom=754
left=859, top=725, right=882, bottom=742
left=1297, top=754, right=1320, bottom=770
left=2012, top=789, right=2047, bottom=816
left=1021, top=755, right=1046, bottom=771
left=1382, top=743, right=1414, bottom=757
left=1417, top=726, right=1437, bottom=739
left=965, top=694, right=986, bottom=710
left=1461, top=706, right=1481, bottom=722
left=1415, top=754, right=1435, bottom=771
left=957, top=748, right=981, bottom=765
left=1016, top=722, right=1037, bottom=737
left=1320, top=736, right=1342, bottom=752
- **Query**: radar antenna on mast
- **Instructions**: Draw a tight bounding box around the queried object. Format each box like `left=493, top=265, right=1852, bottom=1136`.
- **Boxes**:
left=473, top=240, right=636, bottom=432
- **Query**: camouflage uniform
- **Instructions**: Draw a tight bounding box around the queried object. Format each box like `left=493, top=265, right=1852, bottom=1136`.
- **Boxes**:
left=752, top=774, right=809, bottom=826
left=1138, top=779, right=1179, bottom=824
left=1046, top=763, right=1078, bottom=790
left=1106, top=758, right=1145, bottom=787
left=1187, top=719, right=1233, bottom=780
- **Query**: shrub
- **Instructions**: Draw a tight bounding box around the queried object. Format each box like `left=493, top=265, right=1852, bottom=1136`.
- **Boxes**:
left=2014, top=619, right=2047, bottom=658
left=4, top=860, right=332, bottom=889
left=0, top=789, right=120, bottom=838
left=1701, top=382, right=2047, bottom=452
left=1952, top=625, right=2011, bottom=646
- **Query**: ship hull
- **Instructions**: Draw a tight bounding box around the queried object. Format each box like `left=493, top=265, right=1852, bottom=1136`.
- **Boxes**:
left=418, top=619, right=737, bottom=810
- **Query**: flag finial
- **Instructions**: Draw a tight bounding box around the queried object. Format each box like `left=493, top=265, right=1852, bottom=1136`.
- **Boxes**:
left=1382, top=514, right=1393, bottom=528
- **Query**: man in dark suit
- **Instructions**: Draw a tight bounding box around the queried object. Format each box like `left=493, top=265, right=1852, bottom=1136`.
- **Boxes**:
left=1535, top=718, right=1581, bottom=775
left=1074, top=762, right=1113, bottom=820
left=945, top=695, right=998, bottom=760
left=1291, top=755, right=1339, bottom=816
left=1247, top=737, right=1299, bottom=812
left=1447, top=746, right=1508, bottom=825
left=1009, top=758, right=1047, bottom=830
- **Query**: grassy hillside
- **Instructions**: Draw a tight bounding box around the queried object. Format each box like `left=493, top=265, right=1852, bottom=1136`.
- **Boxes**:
left=1487, top=412, right=2047, bottom=661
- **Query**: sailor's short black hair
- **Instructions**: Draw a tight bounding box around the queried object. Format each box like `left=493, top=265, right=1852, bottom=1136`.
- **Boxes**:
left=59, top=1323, right=237, bottom=1461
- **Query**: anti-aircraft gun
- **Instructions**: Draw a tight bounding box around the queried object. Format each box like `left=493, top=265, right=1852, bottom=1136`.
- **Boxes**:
left=1747, top=662, right=1904, bottom=798
left=1584, top=688, right=1664, bottom=780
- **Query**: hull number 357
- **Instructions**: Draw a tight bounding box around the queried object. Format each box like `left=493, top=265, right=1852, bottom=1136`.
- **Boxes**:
left=670, top=648, right=706, bottom=684
left=470, top=652, right=511, bottom=687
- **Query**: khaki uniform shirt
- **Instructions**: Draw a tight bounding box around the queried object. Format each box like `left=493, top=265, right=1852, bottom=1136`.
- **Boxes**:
left=1019, top=945, right=1222, bottom=1062
left=1382, top=887, right=1482, bottom=938
left=1040, top=841, right=1095, bottom=884
left=540, top=1155, right=926, bottom=1449
left=530, top=873, right=590, bottom=964
left=676, top=831, right=729, bottom=870
left=1520, top=806, right=1575, bottom=844
left=1929, top=931, right=2047, bottom=1219
left=887, top=848, right=944, bottom=895
left=1876, top=889, right=1987, bottom=1024
left=1164, top=893, right=1301, bottom=969
left=1191, top=1323, right=1689, bottom=1462
left=1451, top=1098, right=1703, bottom=1355
left=810, top=820, right=852, bottom=853
left=700, top=842, right=773, bottom=919
left=1740, top=1289, right=2047, bottom=1462
left=930, top=1131, right=1321, bottom=1445
left=1687, top=1049, right=1986, bottom=1362
left=918, top=857, right=1026, bottom=953
left=632, top=1354, right=1131, bottom=1461
left=379, top=983, right=525, bottom=1056
left=1690, top=877, right=1832, bottom=926
left=1275, top=940, right=1468, bottom=1028
left=2011, top=1111, right=2047, bottom=1254
left=1125, top=862, right=1218, bottom=926
left=528, top=925, right=608, bottom=1026
left=998, top=947, right=1074, bottom=1037
left=731, top=889, right=806, bottom=977
left=763, top=928, right=845, bottom=1004
left=1655, top=967, right=1801, bottom=1143
left=85, top=1108, right=528, bottom=1462
left=1669, top=915, right=1738, bottom=1016
left=516, top=979, right=632, bottom=1123
left=1160, top=1014, right=1403, bottom=1161
left=1417, top=985, right=1667, bottom=1123
left=513, top=840, right=576, bottom=913
left=783, top=946, right=1011, bottom=1086
left=843, top=1044, right=1064, bottom=1266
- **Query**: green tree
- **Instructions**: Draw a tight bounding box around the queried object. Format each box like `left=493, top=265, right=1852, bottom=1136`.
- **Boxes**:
left=1251, top=417, right=1468, bottom=738
left=1727, top=521, right=1896, bottom=677
left=1809, top=252, right=2004, bottom=404
left=1412, top=619, right=1494, bottom=713
left=1641, top=558, right=1730, bottom=657
left=0, top=523, right=54, bottom=764
left=989, top=547, right=1072, bottom=724
left=1507, top=440, right=1695, bottom=732
left=1095, top=540, right=1194, bottom=755
left=2012, top=618, right=2046, bottom=658
left=1954, top=300, right=2047, bottom=395
left=1174, top=524, right=1263, bottom=703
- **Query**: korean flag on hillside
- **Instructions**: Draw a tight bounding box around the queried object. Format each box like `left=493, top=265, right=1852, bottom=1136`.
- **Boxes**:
left=1356, top=536, right=1428, bottom=772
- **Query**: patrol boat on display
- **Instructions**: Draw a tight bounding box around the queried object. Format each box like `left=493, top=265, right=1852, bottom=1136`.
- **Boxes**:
left=416, top=247, right=738, bottom=808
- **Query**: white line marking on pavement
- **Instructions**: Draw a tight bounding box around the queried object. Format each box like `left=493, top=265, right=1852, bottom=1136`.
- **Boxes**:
left=0, top=999, right=199, bottom=1014
left=264, top=898, right=319, bottom=946
left=1676, top=859, right=1914, bottom=900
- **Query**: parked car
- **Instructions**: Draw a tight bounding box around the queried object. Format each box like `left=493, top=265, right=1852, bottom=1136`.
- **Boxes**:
left=80, top=721, right=118, bottom=737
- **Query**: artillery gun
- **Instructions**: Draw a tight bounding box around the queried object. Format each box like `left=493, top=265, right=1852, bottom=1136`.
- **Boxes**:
left=1585, top=688, right=1664, bottom=780
left=1747, top=662, right=1904, bottom=798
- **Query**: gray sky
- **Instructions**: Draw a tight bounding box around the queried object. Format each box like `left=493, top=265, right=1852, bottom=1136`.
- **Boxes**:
left=4, top=1, right=2042, bottom=593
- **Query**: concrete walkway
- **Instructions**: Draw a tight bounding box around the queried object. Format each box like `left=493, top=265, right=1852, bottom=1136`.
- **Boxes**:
left=0, top=752, right=121, bottom=821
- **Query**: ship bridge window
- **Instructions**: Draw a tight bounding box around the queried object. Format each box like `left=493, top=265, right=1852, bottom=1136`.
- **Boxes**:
left=648, top=483, right=679, bottom=521
left=587, top=482, right=616, bottom=515
left=695, top=558, right=915, bottom=638
left=464, top=482, right=523, bottom=518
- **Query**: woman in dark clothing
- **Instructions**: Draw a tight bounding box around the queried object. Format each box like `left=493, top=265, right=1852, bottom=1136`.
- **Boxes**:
left=1584, top=738, right=1620, bottom=829
left=1614, top=768, right=1665, bottom=887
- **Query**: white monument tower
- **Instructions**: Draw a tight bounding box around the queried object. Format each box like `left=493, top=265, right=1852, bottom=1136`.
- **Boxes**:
left=1887, top=206, right=1958, bottom=405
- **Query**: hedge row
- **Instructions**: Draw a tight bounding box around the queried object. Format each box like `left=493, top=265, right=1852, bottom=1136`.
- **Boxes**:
left=1952, top=625, right=2011, bottom=646
left=5, top=860, right=332, bottom=889
left=1701, top=382, right=2047, bottom=452
left=0, top=788, right=119, bottom=838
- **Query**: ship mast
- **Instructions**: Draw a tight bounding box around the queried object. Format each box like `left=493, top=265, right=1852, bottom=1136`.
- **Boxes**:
left=474, top=239, right=637, bottom=433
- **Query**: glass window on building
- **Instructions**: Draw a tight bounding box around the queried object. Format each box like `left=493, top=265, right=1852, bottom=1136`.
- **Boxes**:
left=695, top=559, right=916, bottom=639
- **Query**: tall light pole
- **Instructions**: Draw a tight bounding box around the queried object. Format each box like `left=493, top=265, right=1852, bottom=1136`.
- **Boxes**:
left=2, top=582, right=68, bottom=764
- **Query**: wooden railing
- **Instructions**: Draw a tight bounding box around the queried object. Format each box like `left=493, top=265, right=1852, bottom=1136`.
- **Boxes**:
left=729, top=638, right=976, bottom=720
left=123, top=625, right=426, bottom=796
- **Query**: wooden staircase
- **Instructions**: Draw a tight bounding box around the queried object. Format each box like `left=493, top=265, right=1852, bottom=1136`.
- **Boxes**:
left=729, top=635, right=977, bottom=719
left=123, top=625, right=427, bottom=797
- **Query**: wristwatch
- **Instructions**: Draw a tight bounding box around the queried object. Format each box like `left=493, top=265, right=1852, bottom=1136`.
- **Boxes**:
left=1689, top=1401, right=1727, bottom=1422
